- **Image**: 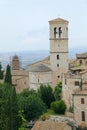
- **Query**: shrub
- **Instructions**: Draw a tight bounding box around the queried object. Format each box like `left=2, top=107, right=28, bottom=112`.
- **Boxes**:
left=51, top=100, right=67, bottom=114
left=40, top=113, right=50, bottom=121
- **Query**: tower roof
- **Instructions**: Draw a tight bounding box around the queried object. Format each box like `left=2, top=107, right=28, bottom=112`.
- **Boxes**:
left=49, top=17, right=68, bottom=24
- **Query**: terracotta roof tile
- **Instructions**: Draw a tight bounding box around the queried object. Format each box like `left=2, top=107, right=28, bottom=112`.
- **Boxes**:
left=32, top=120, right=69, bottom=130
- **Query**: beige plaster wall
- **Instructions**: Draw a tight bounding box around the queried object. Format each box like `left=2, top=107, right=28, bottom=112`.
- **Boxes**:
left=29, top=71, right=53, bottom=90
left=73, top=95, right=87, bottom=126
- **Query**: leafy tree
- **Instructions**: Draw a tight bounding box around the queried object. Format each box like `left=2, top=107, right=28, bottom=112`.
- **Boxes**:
left=18, top=111, right=27, bottom=130
left=0, top=62, right=4, bottom=79
left=54, top=81, right=62, bottom=101
left=4, top=64, right=12, bottom=85
left=17, top=89, right=47, bottom=121
left=38, top=84, right=55, bottom=108
left=51, top=100, right=67, bottom=114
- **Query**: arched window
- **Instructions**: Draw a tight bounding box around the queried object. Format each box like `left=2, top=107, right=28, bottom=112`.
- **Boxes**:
left=59, top=27, right=62, bottom=38
left=54, top=27, right=57, bottom=38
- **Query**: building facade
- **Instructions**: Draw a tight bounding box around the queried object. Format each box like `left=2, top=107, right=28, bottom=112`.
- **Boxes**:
left=29, top=64, right=52, bottom=90
left=49, top=18, right=69, bottom=86
left=73, top=90, right=87, bottom=126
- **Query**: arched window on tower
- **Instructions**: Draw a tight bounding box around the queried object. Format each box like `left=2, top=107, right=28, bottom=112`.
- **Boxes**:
left=54, top=27, right=57, bottom=38
left=59, top=27, right=62, bottom=38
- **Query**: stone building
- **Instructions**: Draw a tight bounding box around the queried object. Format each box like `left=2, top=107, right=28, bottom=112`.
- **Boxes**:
left=11, top=54, right=20, bottom=70
left=62, top=51, right=87, bottom=127
left=28, top=18, right=69, bottom=90
left=29, top=64, right=52, bottom=90
left=9, top=17, right=69, bottom=92
left=62, top=51, right=87, bottom=109
left=62, top=72, right=81, bottom=108
left=11, top=69, right=29, bottom=93
left=11, top=54, right=29, bottom=93
left=49, top=18, right=69, bottom=86
left=73, top=90, right=87, bottom=126
left=76, top=52, right=87, bottom=66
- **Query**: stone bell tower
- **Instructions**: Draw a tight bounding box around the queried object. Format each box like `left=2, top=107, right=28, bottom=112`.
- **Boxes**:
left=49, top=18, right=69, bottom=86
left=11, top=54, right=20, bottom=70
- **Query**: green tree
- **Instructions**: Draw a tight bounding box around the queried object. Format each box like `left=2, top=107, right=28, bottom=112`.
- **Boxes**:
left=8, top=86, right=21, bottom=130
left=4, top=64, right=12, bottom=85
left=51, top=100, right=67, bottom=114
left=18, top=89, right=47, bottom=121
left=0, top=84, right=9, bottom=129
left=0, top=83, right=21, bottom=130
left=54, top=81, right=62, bottom=101
left=0, top=62, right=4, bottom=79
left=38, top=84, right=55, bottom=108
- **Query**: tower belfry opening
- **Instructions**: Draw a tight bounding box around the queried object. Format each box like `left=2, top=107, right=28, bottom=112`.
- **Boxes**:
left=59, top=27, right=62, bottom=38
left=54, top=27, right=57, bottom=38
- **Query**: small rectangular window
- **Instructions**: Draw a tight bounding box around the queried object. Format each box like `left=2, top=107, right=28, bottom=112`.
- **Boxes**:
left=81, top=98, right=85, bottom=104
left=57, top=64, right=59, bottom=67
left=82, top=111, right=85, bottom=121
left=75, top=81, right=79, bottom=86
left=57, top=55, right=59, bottom=59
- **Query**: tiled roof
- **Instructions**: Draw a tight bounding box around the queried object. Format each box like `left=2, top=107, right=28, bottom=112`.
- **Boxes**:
left=29, top=64, right=52, bottom=72
left=76, top=52, right=87, bottom=58
left=32, top=120, right=70, bottom=130
left=28, top=56, right=50, bottom=66
left=49, top=18, right=68, bottom=23
left=11, top=70, right=29, bottom=76
left=71, top=66, right=87, bottom=71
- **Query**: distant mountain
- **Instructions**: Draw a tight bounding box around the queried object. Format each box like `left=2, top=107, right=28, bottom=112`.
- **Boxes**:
left=0, top=47, right=87, bottom=69
left=0, top=50, right=49, bottom=69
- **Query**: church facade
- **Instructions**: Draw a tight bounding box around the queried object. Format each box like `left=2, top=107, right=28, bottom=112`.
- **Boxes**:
left=28, top=18, right=69, bottom=90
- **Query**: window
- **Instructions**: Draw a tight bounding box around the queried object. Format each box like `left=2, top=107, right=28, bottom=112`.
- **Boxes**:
left=57, top=64, right=59, bottom=67
left=79, top=60, right=82, bottom=65
left=82, top=111, right=85, bottom=121
left=57, top=75, right=60, bottom=78
left=59, top=27, right=62, bottom=38
left=81, top=98, right=85, bottom=104
left=75, top=81, right=79, bottom=86
left=54, top=27, right=57, bottom=38
left=57, top=55, right=59, bottom=59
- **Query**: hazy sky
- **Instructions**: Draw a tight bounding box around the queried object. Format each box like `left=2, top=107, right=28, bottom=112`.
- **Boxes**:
left=0, top=0, right=87, bottom=52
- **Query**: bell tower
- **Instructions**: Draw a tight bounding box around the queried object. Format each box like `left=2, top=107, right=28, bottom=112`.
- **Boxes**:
left=49, top=18, right=69, bottom=86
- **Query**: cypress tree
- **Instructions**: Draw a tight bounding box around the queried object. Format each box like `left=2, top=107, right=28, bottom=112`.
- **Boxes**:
left=4, top=64, right=12, bottom=85
left=1, top=84, right=21, bottom=130
left=9, top=86, right=21, bottom=130
left=0, top=62, right=4, bottom=79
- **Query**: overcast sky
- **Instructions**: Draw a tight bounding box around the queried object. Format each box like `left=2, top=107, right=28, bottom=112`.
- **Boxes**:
left=0, top=0, right=87, bottom=52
